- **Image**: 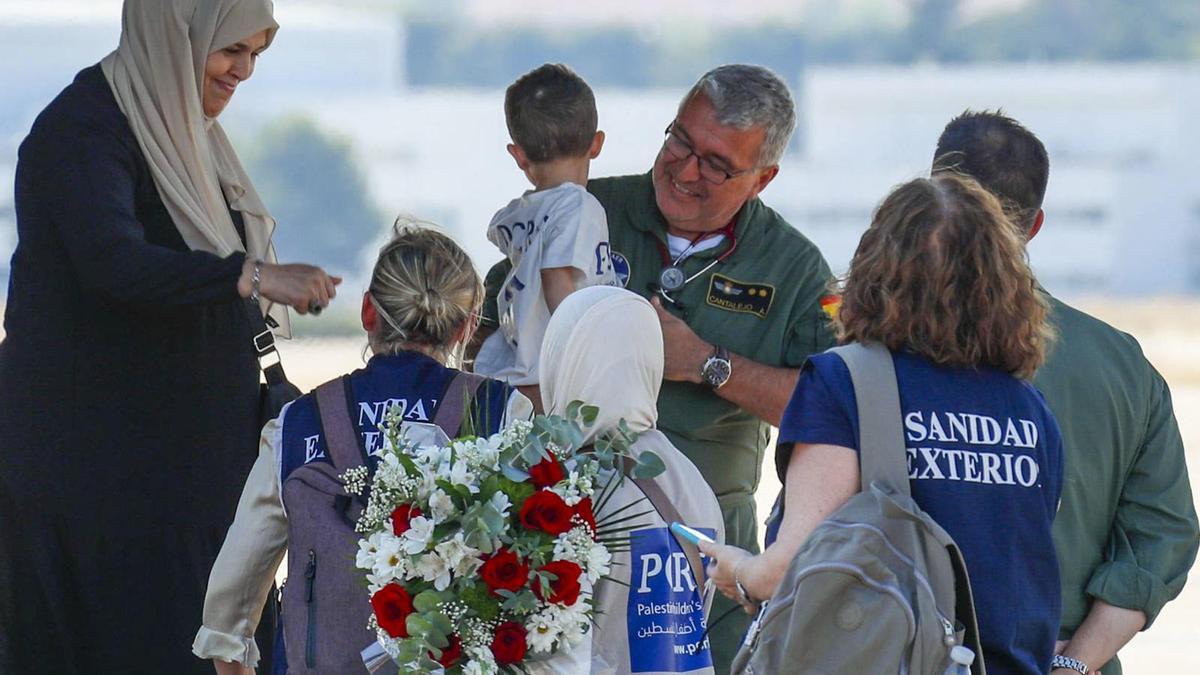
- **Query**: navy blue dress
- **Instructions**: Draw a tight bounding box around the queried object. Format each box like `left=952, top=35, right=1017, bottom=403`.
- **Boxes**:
left=0, top=65, right=259, bottom=674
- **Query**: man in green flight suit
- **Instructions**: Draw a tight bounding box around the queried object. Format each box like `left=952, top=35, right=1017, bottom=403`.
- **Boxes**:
left=933, top=110, right=1199, bottom=675
left=477, top=64, right=836, bottom=672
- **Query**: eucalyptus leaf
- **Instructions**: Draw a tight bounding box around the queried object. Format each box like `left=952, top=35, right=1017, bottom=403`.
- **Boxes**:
left=566, top=400, right=583, bottom=422
left=405, top=614, right=433, bottom=638
left=580, top=404, right=599, bottom=425
left=500, top=588, right=540, bottom=614
left=412, top=590, right=443, bottom=614
left=429, top=612, right=454, bottom=641
left=632, top=451, right=666, bottom=479
left=501, top=462, right=530, bottom=483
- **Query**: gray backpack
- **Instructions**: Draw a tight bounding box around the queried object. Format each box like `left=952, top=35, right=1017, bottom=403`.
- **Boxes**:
left=732, top=343, right=986, bottom=675
left=280, top=372, right=485, bottom=674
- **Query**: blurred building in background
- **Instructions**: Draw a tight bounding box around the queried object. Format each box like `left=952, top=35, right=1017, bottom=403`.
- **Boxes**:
left=783, top=65, right=1200, bottom=295
left=2, top=0, right=1198, bottom=297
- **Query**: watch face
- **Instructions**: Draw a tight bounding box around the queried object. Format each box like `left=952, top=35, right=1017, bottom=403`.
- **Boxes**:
left=703, top=357, right=731, bottom=387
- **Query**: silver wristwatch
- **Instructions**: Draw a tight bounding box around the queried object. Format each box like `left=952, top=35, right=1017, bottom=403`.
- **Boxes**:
left=1051, top=654, right=1088, bottom=674
left=700, top=345, right=732, bottom=389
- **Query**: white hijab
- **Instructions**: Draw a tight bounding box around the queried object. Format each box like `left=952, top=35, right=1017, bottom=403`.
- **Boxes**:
left=101, top=0, right=287, bottom=332
left=539, top=289, right=724, bottom=675
left=539, top=286, right=662, bottom=442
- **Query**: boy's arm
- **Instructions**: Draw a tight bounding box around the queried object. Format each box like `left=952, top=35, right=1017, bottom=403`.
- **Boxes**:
left=541, top=266, right=580, bottom=313
left=465, top=259, right=511, bottom=367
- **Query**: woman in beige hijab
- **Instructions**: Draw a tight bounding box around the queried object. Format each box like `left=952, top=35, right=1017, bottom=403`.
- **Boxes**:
left=540, top=286, right=726, bottom=675
left=0, top=1, right=337, bottom=673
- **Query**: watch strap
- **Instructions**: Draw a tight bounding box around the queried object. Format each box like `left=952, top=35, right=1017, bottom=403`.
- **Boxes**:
left=1051, top=654, right=1088, bottom=674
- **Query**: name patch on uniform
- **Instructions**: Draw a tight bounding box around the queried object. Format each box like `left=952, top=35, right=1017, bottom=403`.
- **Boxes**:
left=705, top=273, right=774, bottom=318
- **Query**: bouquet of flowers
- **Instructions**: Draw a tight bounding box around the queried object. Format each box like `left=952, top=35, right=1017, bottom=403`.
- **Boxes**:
left=348, top=401, right=665, bottom=673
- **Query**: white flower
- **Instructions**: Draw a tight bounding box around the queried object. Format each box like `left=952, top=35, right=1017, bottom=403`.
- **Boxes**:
left=488, top=491, right=512, bottom=519
left=365, top=571, right=393, bottom=594
left=435, top=532, right=481, bottom=577
left=525, top=613, right=561, bottom=654
left=448, top=460, right=479, bottom=493
left=558, top=614, right=588, bottom=648
left=555, top=470, right=596, bottom=506
left=415, top=470, right=438, bottom=502
left=502, top=419, right=533, bottom=445
left=474, top=434, right=503, bottom=462
left=413, top=439, right=450, bottom=466
left=415, top=550, right=453, bottom=591
left=356, top=530, right=387, bottom=571
left=429, top=488, right=456, bottom=523
left=462, top=647, right=498, bottom=675
left=370, top=534, right=407, bottom=584
left=586, top=543, right=612, bottom=583
left=401, top=515, right=435, bottom=554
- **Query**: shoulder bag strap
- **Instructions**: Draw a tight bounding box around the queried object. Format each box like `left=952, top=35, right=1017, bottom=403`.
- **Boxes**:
left=313, top=375, right=370, bottom=472
left=433, top=371, right=488, bottom=438
left=827, top=342, right=910, bottom=496
left=243, top=299, right=292, bottom=386
left=621, top=457, right=707, bottom=590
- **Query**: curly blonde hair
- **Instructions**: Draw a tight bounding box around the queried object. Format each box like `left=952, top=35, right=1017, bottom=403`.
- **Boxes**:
left=836, top=173, right=1052, bottom=378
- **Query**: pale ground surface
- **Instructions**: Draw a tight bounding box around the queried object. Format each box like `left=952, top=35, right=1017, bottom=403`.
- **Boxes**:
left=270, top=298, right=1199, bottom=673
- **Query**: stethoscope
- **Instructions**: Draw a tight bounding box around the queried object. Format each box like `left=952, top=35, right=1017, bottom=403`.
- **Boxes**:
left=653, top=220, right=739, bottom=305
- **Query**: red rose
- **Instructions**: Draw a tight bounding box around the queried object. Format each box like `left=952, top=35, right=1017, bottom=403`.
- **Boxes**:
left=519, top=489, right=574, bottom=536
left=490, top=621, right=529, bottom=665
left=370, top=583, right=414, bottom=638
left=574, top=497, right=597, bottom=535
left=528, top=452, right=565, bottom=488
left=534, top=560, right=583, bottom=606
left=390, top=503, right=422, bottom=536
left=479, top=548, right=530, bottom=596
left=431, top=633, right=463, bottom=669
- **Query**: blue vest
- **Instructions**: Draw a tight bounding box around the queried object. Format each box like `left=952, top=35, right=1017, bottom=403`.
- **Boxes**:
left=279, top=351, right=512, bottom=481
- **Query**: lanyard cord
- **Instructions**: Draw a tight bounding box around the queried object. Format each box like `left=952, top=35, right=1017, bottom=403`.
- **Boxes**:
left=656, top=219, right=740, bottom=271
left=670, top=230, right=719, bottom=266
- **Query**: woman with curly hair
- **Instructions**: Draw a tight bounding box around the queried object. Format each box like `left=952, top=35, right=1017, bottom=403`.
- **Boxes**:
left=702, top=172, right=1064, bottom=674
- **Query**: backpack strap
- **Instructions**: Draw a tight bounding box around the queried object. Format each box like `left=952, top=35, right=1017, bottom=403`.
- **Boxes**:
left=827, top=342, right=910, bottom=496
left=433, top=371, right=488, bottom=438
left=622, top=457, right=708, bottom=592
left=313, top=375, right=371, bottom=472
left=832, top=343, right=987, bottom=674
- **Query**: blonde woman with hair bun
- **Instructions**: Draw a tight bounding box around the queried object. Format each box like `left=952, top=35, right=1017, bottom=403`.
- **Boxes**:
left=195, top=222, right=532, bottom=674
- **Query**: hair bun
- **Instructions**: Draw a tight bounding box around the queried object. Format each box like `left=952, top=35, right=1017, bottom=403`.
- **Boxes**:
left=415, top=287, right=439, bottom=314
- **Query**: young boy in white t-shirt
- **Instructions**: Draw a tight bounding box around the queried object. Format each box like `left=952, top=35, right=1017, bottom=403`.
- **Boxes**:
left=474, top=63, right=618, bottom=407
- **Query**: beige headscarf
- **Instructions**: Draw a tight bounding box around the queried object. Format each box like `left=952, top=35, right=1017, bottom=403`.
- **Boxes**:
left=539, top=286, right=662, bottom=441
left=539, top=289, right=725, bottom=675
left=101, top=0, right=287, bottom=332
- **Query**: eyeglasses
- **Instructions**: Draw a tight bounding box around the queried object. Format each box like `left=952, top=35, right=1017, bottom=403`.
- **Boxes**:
left=661, top=123, right=755, bottom=185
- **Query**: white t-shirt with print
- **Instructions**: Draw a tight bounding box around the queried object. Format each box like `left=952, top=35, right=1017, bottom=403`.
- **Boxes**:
left=475, top=182, right=617, bottom=386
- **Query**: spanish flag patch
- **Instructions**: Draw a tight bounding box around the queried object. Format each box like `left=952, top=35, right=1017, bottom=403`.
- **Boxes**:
left=820, top=294, right=842, bottom=319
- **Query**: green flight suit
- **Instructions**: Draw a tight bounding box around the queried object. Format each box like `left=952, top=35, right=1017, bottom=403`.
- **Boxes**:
left=1036, top=295, right=1199, bottom=675
left=484, top=172, right=836, bottom=672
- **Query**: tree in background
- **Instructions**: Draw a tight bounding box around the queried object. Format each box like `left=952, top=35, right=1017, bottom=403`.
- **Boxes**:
left=245, top=117, right=383, bottom=277
left=400, top=0, right=1200, bottom=90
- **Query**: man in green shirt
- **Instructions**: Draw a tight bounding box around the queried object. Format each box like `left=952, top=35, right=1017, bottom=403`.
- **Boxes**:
left=934, top=110, right=1199, bottom=675
left=477, top=65, right=835, bottom=671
